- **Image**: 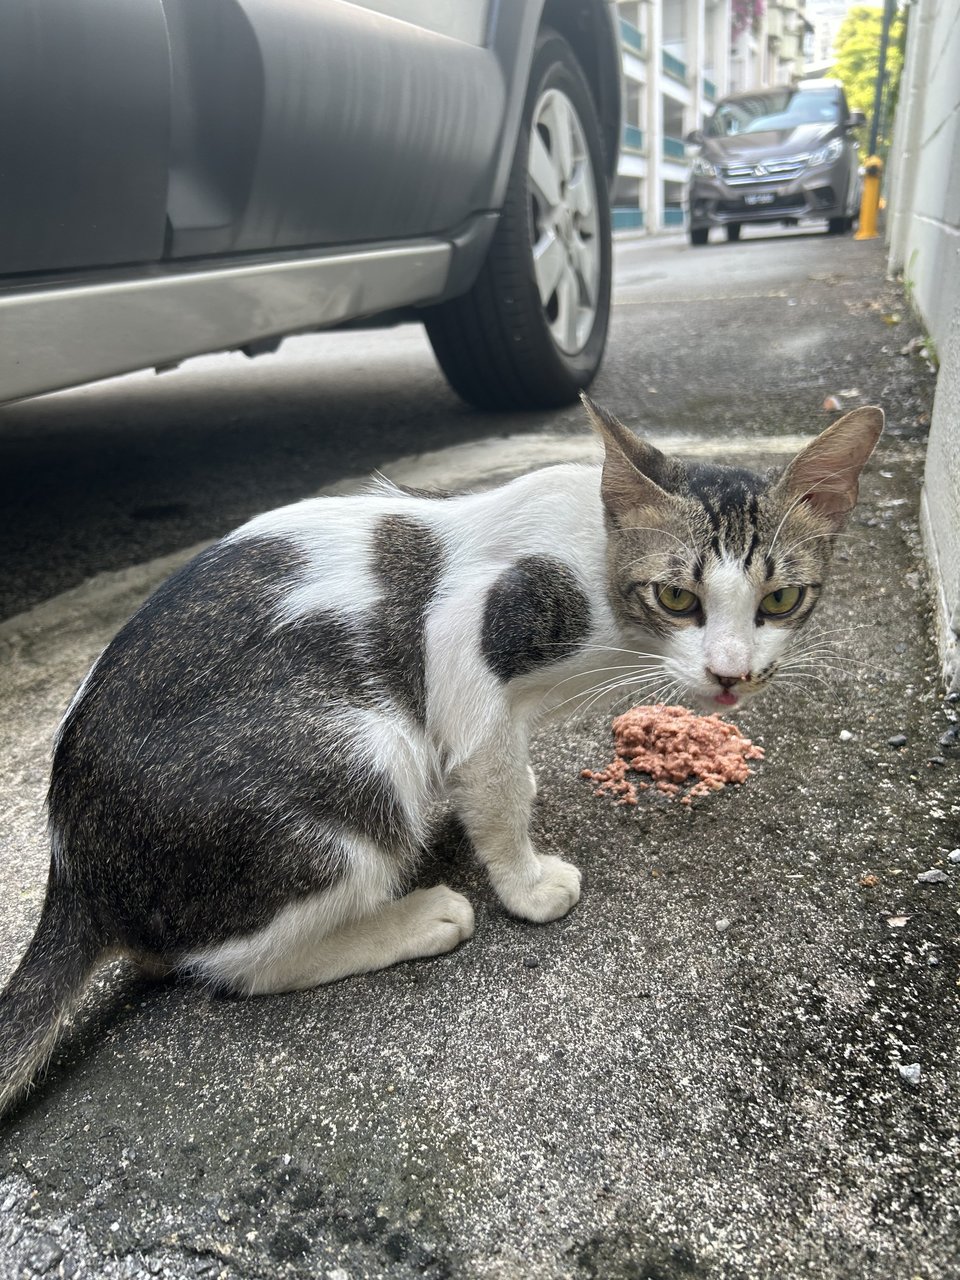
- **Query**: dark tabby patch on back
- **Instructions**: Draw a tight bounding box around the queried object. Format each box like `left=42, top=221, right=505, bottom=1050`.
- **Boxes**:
left=371, top=515, right=444, bottom=723
left=49, top=536, right=410, bottom=958
left=482, top=556, right=591, bottom=682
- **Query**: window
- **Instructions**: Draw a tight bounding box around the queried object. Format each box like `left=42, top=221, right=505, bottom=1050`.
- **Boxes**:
left=706, top=89, right=840, bottom=137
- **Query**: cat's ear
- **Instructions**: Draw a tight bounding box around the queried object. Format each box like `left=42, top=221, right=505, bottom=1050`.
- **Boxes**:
left=776, top=407, right=884, bottom=531
left=581, top=394, right=674, bottom=519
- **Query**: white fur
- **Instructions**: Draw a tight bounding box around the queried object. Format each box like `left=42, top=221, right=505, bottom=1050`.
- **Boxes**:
left=185, top=842, right=474, bottom=995
left=193, top=461, right=797, bottom=988
left=660, top=556, right=797, bottom=706
left=228, top=497, right=386, bottom=623
left=196, top=465, right=610, bottom=982
left=184, top=832, right=399, bottom=992
left=701, top=557, right=761, bottom=680
left=348, top=705, right=440, bottom=848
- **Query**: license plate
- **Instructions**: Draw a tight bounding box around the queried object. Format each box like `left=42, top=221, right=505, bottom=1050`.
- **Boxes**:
left=745, top=192, right=776, bottom=206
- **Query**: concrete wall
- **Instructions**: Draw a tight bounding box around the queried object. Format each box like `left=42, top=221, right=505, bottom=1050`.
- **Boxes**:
left=887, top=0, right=960, bottom=691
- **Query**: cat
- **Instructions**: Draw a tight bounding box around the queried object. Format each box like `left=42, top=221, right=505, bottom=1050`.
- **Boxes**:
left=0, top=396, right=882, bottom=1114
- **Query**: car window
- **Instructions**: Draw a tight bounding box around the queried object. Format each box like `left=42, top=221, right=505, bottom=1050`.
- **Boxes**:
left=706, top=90, right=840, bottom=137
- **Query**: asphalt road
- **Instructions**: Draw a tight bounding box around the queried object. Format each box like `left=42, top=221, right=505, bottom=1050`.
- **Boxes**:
left=1, top=228, right=957, bottom=1280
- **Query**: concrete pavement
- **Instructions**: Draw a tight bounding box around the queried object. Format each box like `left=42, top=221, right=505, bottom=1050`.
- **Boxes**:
left=0, top=230, right=957, bottom=1279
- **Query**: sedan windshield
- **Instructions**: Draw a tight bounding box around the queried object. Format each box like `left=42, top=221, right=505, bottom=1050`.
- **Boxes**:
left=706, top=89, right=840, bottom=137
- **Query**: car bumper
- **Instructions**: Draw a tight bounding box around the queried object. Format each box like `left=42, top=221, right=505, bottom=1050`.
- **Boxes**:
left=687, top=167, right=847, bottom=228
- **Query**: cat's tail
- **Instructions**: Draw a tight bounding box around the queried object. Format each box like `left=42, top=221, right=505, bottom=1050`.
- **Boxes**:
left=0, top=881, right=103, bottom=1118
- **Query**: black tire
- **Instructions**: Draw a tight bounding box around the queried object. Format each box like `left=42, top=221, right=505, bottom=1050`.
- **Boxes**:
left=827, top=216, right=848, bottom=235
left=725, top=222, right=742, bottom=243
left=423, top=30, right=612, bottom=411
left=689, top=227, right=709, bottom=246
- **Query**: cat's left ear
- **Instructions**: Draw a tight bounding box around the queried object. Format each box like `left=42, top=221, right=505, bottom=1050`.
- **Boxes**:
left=581, top=394, right=674, bottom=519
left=776, top=407, right=884, bottom=532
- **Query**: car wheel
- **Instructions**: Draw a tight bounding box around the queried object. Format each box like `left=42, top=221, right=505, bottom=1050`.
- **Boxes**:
left=689, top=227, right=709, bottom=246
left=725, top=223, right=741, bottom=243
left=423, top=29, right=612, bottom=411
left=827, top=216, right=848, bottom=235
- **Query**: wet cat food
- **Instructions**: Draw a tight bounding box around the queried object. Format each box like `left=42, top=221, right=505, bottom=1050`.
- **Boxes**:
left=582, top=704, right=764, bottom=806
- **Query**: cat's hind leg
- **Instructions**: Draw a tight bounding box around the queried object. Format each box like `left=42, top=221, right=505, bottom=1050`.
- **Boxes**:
left=182, top=841, right=474, bottom=996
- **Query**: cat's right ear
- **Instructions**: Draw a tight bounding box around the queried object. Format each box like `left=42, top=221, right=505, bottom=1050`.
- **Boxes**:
left=581, top=394, right=673, bottom=520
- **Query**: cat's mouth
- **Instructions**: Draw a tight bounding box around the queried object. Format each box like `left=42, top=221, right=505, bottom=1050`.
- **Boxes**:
left=693, top=681, right=764, bottom=714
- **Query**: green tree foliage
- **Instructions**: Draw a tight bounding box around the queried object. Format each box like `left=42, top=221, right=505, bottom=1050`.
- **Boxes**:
left=831, top=4, right=906, bottom=153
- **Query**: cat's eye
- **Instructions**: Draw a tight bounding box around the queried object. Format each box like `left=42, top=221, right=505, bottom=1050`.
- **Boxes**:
left=656, top=585, right=700, bottom=615
left=759, top=585, right=804, bottom=617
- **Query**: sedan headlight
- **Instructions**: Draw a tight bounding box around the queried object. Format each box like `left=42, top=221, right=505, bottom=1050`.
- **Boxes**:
left=692, top=156, right=717, bottom=177
left=808, top=137, right=844, bottom=167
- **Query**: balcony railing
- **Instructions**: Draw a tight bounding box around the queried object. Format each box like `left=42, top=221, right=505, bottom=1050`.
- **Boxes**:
left=662, top=135, right=686, bottom=161
left=619, top=18, right=644, bottom=56
left=622, top=124, right=645, bottom=152
left=704, top=78, right=717, bottom=101
left=663, top=206, right=685, bottom=227
left=612, top=207, right=645, bottom=232
left=662, top=50, right=687, bottom=82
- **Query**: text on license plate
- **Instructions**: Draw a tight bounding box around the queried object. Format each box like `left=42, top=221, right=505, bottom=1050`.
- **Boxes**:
left=745, top=192, right=776, bottom=205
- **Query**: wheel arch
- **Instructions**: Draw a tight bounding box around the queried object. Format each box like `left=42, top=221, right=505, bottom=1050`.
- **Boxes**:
left=487, top=0, right=621, bottom=210
left=539, top=0, right=621, bottom=190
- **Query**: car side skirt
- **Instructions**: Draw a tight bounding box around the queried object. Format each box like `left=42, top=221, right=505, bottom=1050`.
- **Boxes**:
left=0, top=240, right=453, bottom=406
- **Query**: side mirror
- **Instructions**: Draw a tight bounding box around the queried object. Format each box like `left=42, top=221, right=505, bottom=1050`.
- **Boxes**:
left=685, top=129, right=704, bottom=145
left=847, top=109, right=866, bottom=129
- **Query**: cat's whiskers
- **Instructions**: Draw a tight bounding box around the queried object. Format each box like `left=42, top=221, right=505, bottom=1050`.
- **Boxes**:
left=541, top=662, right=666, bottom=706
left=777, top=660, right=864, bottom=706
left=552, top=664, right=677, bottom=722
left=585, top=674, right=681, bottom=722
left=776, top=671, right=844, bottom=710
left=782, top=641, right=885, bottom=675
left=541, top=642, right=670, bottom=661
left=564, top=667, right=670, bottom=712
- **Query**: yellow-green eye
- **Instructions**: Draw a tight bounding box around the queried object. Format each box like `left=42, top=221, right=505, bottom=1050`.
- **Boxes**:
left=657, top=585, right=699, bottom=614
left=760, top=586, right=804, bottom=617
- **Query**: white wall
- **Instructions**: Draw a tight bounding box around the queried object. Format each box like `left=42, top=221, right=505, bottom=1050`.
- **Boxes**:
left=887, top=0, right=960, bottom=690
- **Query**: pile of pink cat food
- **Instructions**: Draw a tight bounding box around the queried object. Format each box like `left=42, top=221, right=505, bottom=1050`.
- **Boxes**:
left=582, top=704, right=764, bottom=806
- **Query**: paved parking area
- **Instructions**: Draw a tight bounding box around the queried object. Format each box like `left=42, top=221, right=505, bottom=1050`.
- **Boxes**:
left=1, top=232, right=956, bottom=1278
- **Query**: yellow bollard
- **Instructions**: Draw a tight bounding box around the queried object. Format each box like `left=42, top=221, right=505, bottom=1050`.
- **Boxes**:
left=855, top=156, right=884, bottom=240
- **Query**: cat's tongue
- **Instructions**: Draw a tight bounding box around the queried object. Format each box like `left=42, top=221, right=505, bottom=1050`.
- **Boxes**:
left=714, top=690, right=739, bottom=707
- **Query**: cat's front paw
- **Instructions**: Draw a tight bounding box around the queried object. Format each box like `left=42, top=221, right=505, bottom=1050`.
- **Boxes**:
left=500, top=855, right=581, bottom=924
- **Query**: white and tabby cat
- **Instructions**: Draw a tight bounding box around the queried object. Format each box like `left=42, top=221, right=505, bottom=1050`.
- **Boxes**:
left=0, top=397, right=882, bottom=1112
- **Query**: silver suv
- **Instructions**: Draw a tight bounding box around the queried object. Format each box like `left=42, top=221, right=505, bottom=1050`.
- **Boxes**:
left=685, top=80, right=864, bottom=245
left=0, top=0, right=620, bottom=410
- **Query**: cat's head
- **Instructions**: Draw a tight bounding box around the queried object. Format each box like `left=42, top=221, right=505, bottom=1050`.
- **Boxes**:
left=583, top=396, right=883, bottom=714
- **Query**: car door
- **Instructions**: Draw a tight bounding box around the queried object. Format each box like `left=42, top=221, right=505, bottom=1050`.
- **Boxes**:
left=163, top=0, right=508, bottom=259
left=0, top=0, right=171, bottom=276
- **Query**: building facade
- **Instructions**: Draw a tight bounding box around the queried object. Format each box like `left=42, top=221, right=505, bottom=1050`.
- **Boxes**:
left=613, top=0, right=812, bottom=232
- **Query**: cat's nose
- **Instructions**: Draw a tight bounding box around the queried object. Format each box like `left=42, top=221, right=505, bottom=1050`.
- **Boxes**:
left=708, top=669, right=750, bottom=689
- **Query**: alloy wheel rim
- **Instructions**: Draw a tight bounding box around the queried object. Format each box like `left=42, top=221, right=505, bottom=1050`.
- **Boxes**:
left=527, top=87, right=600, bottom=356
